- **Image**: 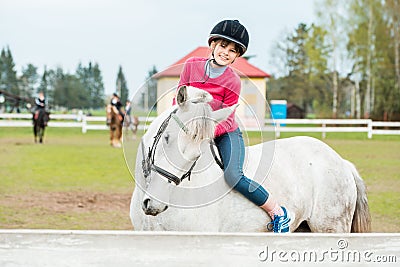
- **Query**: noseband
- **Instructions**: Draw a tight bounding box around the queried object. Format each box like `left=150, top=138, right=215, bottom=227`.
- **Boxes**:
left=141, top=109, right=198, bottom=186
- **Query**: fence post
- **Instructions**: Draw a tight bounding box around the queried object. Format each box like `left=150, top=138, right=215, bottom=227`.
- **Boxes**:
left=82, top=115, right=87, bottom=134
left=322, top=123, right=326, bottom=139
left=275, top=121, right=280, bottom=138
left=367, top=119, right=372, bottom=139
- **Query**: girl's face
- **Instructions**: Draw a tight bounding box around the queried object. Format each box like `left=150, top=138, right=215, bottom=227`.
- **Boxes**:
left=211, top=40, right=239, bottom=66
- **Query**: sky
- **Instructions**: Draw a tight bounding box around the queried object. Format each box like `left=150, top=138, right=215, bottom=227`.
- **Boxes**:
left=0, top=0, right=318, bottom=98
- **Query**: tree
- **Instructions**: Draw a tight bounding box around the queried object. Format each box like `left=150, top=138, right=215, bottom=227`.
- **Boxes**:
left=345, top=0, right=399, bottom=120
left=305, top=24, right=332, bottom=117
left=273, top=23, right=314, bottom=113
left=267, top=0, right=399, bottom=119
left=316, top=0, right=347, bottom=118
left=140, top=65, right=158, bottom=111
left=53, top=69, right=88, bottom=109
left=0, top=46, right=19, bottom=96
left=38, top=67, right=49, bottom=97
left=76, top=62, right=105, bottom=109
left=381, top=0, right=400, bottom=120
left=116, top=66, right=129, bottom=104
left=75, top=62, right=91, bottom=104
left=19, top=63, right=39, bottom=99
left=92, top=63, right=105, bottom=108
left=39, top=67, right=60, bottom=107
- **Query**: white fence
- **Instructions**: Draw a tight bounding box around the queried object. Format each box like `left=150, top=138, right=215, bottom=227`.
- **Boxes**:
left=0, top=113, right=399, bottom=138
left=264, top=119, right=400, bottom=139
left=1, top=230, right=399, bottom=267
left=0, top=113, right=151, bottom=133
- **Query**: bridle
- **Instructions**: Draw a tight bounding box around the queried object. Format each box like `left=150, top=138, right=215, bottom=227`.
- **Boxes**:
left=141, top=109, right=199, bottom=186
left=141, top=107, right=225, bottom=186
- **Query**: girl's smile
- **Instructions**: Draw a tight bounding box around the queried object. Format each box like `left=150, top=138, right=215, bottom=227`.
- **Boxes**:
left=211, top=40, right=239, bottom=67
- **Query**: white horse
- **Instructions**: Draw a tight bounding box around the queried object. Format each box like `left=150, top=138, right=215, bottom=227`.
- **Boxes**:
left=130, top=86, right=371, bottom=233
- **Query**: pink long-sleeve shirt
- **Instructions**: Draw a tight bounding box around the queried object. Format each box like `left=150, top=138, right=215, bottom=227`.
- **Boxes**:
left=176, top=57, right=241, bottom=137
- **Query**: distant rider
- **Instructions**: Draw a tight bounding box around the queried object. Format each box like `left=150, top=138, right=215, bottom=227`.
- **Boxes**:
left=110, top=92, right=125, bottom=123
left=33, top=91, right=46, bottom=121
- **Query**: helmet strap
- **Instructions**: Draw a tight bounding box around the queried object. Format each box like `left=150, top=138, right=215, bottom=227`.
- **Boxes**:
left=211, top=58, right=225, bottom=67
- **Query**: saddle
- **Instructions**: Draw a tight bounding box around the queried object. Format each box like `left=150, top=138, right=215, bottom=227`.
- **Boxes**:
left=34, top=110, right=40, bottom=120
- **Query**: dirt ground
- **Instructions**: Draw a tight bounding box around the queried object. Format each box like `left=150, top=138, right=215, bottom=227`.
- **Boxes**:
left=0, top=192, right=134, bottom=230
left=0, top=191, right=398, bottom=232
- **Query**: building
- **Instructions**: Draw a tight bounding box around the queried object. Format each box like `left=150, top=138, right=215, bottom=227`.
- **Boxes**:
left=155, top=46, right=270, bottom=129
left=287, top=103, right=305, bottom=119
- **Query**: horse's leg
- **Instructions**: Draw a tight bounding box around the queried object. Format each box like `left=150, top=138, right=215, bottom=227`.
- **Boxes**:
left=33, top=125, right=37, bottom=143
left=110, top=126, right=120, bottom=147
left=110, top=127, right=114, bottom=146
left=129, top=123, right=137, bottom=140
left=41, top=127, right=45, bottom=143
left=307, top=201, right=354, bottom=233
left=39, top=127, right=43, bottom=143
left=133, top=117, right=139, bottom=136
left=307, top=175, right=356, bottom=233
left=130, top=118, right=138, bottom=134
left=114, top=125, right=122, bottom=147
left=118, top=124, right=122, bottom=141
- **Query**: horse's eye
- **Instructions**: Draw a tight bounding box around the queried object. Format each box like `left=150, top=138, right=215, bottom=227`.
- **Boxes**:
left=164, top=133, right=169, bottom=144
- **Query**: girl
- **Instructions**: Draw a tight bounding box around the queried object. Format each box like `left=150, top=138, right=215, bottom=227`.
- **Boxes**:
left=177, top=19, right=290, bottom=233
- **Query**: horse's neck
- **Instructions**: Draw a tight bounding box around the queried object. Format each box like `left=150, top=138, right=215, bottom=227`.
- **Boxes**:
left=186, top=144, right=225, bottom=187
left=36, top=109, right=45, bottom=122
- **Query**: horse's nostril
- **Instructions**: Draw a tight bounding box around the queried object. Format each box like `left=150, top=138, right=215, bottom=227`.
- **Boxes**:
left=143, top=198, right=150, bottom=209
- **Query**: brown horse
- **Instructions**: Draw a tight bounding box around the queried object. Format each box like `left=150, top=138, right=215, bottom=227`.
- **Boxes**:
left=106, top=104, right=123, bottom=147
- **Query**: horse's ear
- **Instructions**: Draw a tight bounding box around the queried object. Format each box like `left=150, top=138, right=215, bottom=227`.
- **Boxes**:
left=176, top=85, right=188, bottom=107
left=211, top=104, right=239, bottom=123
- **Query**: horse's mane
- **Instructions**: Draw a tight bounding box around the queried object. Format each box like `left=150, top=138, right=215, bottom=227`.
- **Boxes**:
left=107, top=104, right=119, bottom=116
left=184, top=102, right=215, bottom=143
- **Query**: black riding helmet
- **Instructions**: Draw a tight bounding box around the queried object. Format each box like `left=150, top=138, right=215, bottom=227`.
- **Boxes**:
left=208, top=19, right=249, bottom=56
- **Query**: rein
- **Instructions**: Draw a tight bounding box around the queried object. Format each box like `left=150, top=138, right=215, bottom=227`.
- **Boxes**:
left=141, top=109, right=198, bottom=186
left=210, top=141, right=224, bottom=170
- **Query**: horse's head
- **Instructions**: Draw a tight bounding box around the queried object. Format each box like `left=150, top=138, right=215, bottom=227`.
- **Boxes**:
left=106, top=104, right=122, bottom=125
left=140, top=85, right=237, bottom=216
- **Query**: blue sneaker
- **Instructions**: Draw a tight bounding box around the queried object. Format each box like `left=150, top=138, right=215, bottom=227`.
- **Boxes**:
left=267, top=206, right=291, bottom=233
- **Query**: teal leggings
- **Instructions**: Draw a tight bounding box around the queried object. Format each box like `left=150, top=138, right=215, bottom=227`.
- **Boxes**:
left=214, top=128, right=269, bottom=206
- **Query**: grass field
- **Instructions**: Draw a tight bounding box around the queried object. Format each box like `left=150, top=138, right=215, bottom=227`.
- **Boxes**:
left=0, top=127, right=399, bottom=232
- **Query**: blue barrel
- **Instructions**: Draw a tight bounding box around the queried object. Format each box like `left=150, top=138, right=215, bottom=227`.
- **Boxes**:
left=270, top=100, right=287, bottom=126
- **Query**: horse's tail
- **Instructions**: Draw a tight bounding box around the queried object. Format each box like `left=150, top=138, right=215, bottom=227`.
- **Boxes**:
left=345, top=160, right=371, bottom=233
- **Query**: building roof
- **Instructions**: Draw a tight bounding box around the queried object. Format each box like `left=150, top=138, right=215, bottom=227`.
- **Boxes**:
left=155, top=46, right=270, bottom=78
